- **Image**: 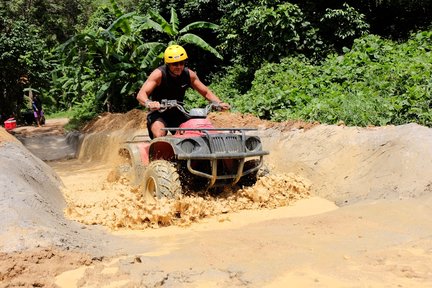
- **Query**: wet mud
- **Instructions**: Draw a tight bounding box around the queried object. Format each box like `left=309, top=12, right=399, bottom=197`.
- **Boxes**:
left=2, top=112, right=432, bottom=287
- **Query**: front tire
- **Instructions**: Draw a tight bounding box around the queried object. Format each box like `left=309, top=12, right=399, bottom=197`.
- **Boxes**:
left=237, top=159, right=260, bottom=187
left=142, top=160, right=182, bottom=202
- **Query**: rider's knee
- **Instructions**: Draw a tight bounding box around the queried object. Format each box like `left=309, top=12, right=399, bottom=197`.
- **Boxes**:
left=151, top=127, right=167, bottom=138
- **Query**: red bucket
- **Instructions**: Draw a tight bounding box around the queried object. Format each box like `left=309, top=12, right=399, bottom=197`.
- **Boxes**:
left=4, top=118, right=17, bottom=130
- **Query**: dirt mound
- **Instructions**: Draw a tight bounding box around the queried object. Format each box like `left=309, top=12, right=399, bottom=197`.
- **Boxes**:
left=0, top=129, right=115, bottom=254
left=0, top=247, right=95, bottom=288
left=81, top=109, right=317, bottom=134
left=208, top=111, right=318, bottom=131
left=264, top=123, right=432, bottom=205
left=0, top=127, right=20, bottom=144
left=82, top=109, right=148, bottom=133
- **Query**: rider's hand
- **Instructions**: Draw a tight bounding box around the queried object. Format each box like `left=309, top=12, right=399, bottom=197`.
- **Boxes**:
left=219, top=102, right=231, bottom=110
left=211, top=101, right=230, bottom=111
left=145, top=100, right=160, bottom=111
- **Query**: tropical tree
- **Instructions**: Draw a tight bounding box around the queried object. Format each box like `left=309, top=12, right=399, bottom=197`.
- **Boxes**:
left=50, top=3, right=221, bottom=115
left=216, top=1, right=323, bottom=93
left=0, top=17, right=50, bottom=120
left=143, top=7, right=222, bottom=60
left=319, top=3, right=370, bottom=52
left=1, top=0, right=95, bottom=46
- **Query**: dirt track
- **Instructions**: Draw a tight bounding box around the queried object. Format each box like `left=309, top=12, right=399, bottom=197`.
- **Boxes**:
left=1, top=112, right=432, bottom=287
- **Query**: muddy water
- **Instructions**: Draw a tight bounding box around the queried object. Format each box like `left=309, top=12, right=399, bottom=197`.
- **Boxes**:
left=52, top=129, right=312, bottom=231
left=8, top=119, right=432, bottom=287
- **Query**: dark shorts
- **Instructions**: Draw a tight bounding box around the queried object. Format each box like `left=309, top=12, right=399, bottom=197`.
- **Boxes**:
left=147, top=109, right=189, bottom=139
left=33, top=110, right=44, bottom=118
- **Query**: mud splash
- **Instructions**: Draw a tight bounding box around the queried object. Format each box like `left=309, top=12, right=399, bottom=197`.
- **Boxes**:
left=59, top=110, right=312, bottom=230
left=64, top=172, right=311, bottom=230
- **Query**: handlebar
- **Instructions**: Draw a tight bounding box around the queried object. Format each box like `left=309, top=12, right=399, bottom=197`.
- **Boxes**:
left=157, top=99, right=222, bottom=117
left=158, top=99, right=184, bottom=112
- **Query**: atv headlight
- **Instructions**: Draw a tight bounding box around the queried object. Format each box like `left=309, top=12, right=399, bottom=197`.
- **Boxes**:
left=245, top=136, right=261, bottom=151
left=179, top=139, right=200, bottom=153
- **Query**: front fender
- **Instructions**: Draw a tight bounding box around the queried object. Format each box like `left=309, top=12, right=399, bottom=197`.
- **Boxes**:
left=149, top=140, right=176, bottom=161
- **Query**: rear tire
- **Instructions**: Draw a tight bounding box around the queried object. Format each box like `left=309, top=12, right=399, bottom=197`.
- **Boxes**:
left=142, top=160, right=182, bottom=202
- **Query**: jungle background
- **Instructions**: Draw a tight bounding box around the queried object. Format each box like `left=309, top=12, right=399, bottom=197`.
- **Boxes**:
left=1, top=0, right=432, bottom=127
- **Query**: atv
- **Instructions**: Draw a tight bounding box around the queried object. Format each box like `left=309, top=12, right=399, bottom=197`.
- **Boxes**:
left=118, top=100, right=269, bottom=202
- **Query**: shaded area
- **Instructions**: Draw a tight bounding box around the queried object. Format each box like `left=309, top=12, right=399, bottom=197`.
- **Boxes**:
left=13, top=118, right=82, bottom=162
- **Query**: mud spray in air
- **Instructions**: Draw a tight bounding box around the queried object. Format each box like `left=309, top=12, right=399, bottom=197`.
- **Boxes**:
left=55, top=111, right=312, bottom=231
left=63, top=171, right=311, bottom=230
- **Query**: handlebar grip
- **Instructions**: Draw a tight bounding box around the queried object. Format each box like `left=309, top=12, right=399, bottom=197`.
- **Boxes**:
left=209, top=102, right=223, bottom=112
left=158, top=99, right=184, bottom=113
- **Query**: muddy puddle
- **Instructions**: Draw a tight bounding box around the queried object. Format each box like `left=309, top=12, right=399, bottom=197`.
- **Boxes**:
left=52, top=129, right=311, bottom=231
left=6, top=114, right=432, bottom=287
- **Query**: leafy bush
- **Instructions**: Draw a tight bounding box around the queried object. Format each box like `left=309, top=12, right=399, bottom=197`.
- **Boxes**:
left=233, top=57, right=315, bottom=119
left=234, top=31, right=432, bottom=127
left=319, top=3, right=370, bottom=51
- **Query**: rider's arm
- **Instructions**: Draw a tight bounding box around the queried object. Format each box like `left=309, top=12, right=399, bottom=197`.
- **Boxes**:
left=137, top=69, right=162, bottom=110
left=189, top=70, right=230, bottom=110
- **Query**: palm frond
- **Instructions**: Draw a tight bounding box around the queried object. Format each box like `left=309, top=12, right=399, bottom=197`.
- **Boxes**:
left=115, top=34, right=137, bottom=54
left=110, top=0, right=123, bottom=18
left=139, top=43, right=165, bottom=69
left=96, top=81, right=112, bottom=102
left=179, top=34, right=223, bottom=60
left=170, top=7, right=179, bottom=35
left=140, top=17, right=164, bottom=34
left=106, top=12, right=137, bottom=35
left=149, top=10, right=175, bottom=36
left=179, top=21, right=219, bottom=34
left=131, top=15, right=153, bottom=32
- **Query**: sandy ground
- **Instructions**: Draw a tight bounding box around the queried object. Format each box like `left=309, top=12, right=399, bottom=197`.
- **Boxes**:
left=1, top=111, right=432, bottom=287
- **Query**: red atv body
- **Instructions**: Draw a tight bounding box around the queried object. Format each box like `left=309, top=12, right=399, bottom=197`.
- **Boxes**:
left=119, top=100, right=268, bottom=200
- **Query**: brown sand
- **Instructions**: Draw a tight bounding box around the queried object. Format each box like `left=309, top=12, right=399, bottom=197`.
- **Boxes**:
left=1, top=112, right=432, bottom=287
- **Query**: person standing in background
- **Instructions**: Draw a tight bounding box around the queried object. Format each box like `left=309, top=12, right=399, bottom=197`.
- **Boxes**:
left=30, top=90, right=44, bottom=127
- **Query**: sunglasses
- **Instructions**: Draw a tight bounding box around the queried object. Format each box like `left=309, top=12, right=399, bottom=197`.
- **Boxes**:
left=170, top=61, right=186, bottom=67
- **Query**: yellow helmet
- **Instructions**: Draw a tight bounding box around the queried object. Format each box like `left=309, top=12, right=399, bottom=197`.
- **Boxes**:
left=164, top=45, right=188, bottom=63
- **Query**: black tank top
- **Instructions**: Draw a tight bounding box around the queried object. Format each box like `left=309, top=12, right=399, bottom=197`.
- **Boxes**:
left=150, top=65, right=191, bottom=102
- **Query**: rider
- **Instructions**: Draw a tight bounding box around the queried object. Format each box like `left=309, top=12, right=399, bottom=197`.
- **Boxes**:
left=136, top=44, right=230, bottom=138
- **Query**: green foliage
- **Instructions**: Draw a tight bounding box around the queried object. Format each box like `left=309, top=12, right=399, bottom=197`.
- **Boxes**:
left=70, top=92, right=99, bottom=121
left=320, top=3, right=370, bottom=51
left=50, top=3, right=222, bottom=115
left=145, top=8, right=222, bottom=60
left=50, top=23, right=146, bottom=113
left=46, top=109, right=74, bottom=120
left=207, top=65, right=247, bottom=100
left=234, top=30, right=432, bottom=127
left=184, top=65, right=244, bottom=110
left=0, top=18, right=50, bottom=118
left=217, top=1, right=325, bottom=91
left=4, top=0, right=432, bottom=127
left=1, top=0, right=94, bottom=46
left=242, top=3, right=311, bottom=59
left=233, top=57, right=315, bottom=119
left=85, top=6, right=117, bottom=30
left=321, top=4, right=369, bottom=40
